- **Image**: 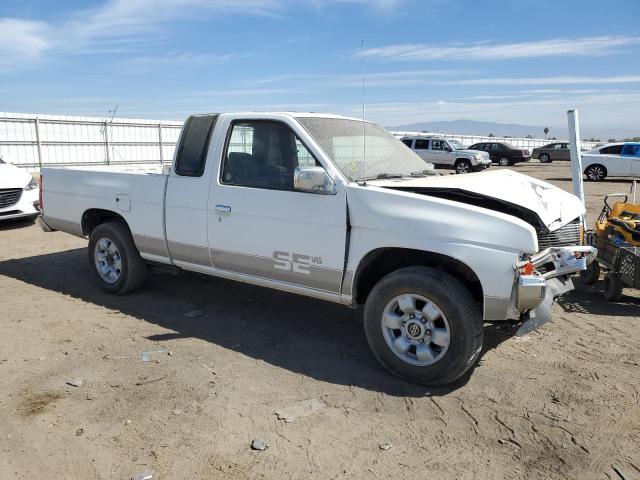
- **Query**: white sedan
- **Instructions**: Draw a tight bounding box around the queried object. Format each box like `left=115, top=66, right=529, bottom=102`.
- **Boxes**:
left=582, top=142, right=640, bottom=181
left=0, top=158, right=40, bottom=221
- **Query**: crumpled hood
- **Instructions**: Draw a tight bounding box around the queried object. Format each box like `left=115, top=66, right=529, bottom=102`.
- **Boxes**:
left=368, top=169, right=584, bottom=232
left=0, top=162, right=31, bottom=189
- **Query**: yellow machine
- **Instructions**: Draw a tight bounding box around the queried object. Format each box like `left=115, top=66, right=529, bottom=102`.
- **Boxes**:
left=583, top=181, right=640, bottom=301
left=594, top=194, right=640, bottom=247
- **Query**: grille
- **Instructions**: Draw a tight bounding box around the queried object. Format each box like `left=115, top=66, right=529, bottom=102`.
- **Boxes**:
left=0, top=188, right=22, bottom=209
left=537, top=219, right=581, bottom=251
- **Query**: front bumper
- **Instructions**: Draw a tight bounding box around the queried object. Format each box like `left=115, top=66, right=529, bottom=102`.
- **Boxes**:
left=0, top=188, right=39, bottom=221
left=514, top=245, right=597, bottom=335
left=473, top=161, right=492, bottom=171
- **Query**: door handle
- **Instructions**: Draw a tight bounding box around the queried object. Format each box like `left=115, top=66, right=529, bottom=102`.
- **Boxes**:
left=214, top=204, right=231, bottom=213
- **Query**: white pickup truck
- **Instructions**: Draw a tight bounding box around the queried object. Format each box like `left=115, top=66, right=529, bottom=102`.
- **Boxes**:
left=38, top=112, right=595, bottom=385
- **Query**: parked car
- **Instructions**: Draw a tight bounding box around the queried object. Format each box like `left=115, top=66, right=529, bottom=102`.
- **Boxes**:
left=38, top=112, right=595, bottom=386
left=400, top=136, right=491, bottom=174
left=582, top=142, right=640, bottom=181
left=467, top=142, right=531, bottom=166
left=532, top=142, right=570, bottom=163
left=0, top=157, right=40, bottom=221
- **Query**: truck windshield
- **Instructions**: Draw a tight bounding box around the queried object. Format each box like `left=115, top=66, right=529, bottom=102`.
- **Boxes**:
left=297, top=117, right=432, bottom=182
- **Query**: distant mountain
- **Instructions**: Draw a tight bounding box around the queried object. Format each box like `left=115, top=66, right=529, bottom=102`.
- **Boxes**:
left=387, top=119, right=638, bottom=142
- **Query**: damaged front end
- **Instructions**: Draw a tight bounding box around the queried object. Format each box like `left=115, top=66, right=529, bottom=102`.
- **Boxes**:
left=514, top=245, right=597, bottom=336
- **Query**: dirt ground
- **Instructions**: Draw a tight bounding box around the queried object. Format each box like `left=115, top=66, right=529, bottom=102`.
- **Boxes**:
left=1, top=161, right=639, bottom=480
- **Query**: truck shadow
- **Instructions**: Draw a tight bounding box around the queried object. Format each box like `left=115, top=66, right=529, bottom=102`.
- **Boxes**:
left=0, top=248, right=518, bottom=397
left=557, top=279, right=640, bottom=316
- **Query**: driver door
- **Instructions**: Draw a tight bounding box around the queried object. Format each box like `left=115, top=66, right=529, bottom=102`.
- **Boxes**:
left=207, top=118, right=347, bottom=295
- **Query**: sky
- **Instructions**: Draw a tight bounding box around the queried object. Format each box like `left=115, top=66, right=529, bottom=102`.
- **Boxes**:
left=1, top=0, right=639, bottom=136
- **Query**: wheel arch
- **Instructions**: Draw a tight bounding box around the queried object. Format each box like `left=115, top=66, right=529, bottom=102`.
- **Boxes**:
left=351, top=247, right=483, bottom=309
left=81, top=208, right=129, bottom=237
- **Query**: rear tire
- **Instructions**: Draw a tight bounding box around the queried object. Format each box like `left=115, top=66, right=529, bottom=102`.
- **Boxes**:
left=88, top=221, right=147, bottom=295
left=603, top=273, right=623, bottom=301
left=498, top=156, right=512, bottom=166
left=580, top=261, right=600, bottom=285
left=585, top=164, right=607, bottom=182
left=539, top=153, right=551, bottom=163
left=363, top=266, right=483, bottom=386
left=454, top=159, right=472, bottom=174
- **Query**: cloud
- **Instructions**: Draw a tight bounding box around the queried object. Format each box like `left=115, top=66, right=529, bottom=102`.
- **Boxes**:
left=0, top=0, right=408, bottom=68
left=359, top=36, right=640, bottom=62
left=117, top=52, right=236, bottom=74
left=343, top=92, right=640, bottom=131
left=253, top=69, right=477, bottom=88
left=451, top=75, right=640, bottom=86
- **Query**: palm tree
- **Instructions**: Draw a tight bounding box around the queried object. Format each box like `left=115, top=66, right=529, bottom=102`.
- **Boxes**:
left=544, top=127, right=549, bottom=139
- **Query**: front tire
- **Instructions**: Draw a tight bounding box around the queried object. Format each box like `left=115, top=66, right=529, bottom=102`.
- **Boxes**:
left=539, top=153, right=551, bottom=163
left=363, top=266, right=483, bottom=386
left=498, top=156, right=512, bottom=166
left=585, top=164, right=607, bottom=181
left=454, top=159, right=472, bottom=174
left=88, top=221, right=147, bottom=295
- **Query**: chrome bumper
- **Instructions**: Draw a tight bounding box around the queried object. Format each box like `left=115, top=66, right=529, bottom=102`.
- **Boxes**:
left=514, top=245, right=597, bottom=335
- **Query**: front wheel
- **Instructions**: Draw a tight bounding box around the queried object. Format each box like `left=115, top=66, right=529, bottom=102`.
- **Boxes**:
left=88, top=221, right=147, bottom=295
left=498, top=156, right=512, bottom=166
left=585, top=164, right=607, bottom=182
left=454, top=159, right=472, bottom=174
left=363, top=266, right=483, bottom=386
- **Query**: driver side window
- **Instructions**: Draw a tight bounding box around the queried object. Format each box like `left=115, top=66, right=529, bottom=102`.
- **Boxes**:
left=221, top=121, right=320, bottom=191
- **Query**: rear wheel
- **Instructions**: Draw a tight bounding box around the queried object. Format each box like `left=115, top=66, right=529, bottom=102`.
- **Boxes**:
left=454, top=159, right=472, bottom=174
left=88, top=221, right=147, bottom=295
left=580, top=261, right=600, bottom=285
left=585, top=164, right=607, bottom=181
left=363, top=266, right=483, bottom=386
left=603, top=273, right=623, bottom=301
left=539, top=153, right=551, bottom=163
left=498, top=156, right=512, bottom=166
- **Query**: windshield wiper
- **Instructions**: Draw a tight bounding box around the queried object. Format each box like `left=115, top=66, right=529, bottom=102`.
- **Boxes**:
left=365, top=173, right=405, bottom=180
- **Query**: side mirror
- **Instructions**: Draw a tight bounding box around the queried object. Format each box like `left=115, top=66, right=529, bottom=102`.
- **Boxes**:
left=294, top=166, right=337, bottom=195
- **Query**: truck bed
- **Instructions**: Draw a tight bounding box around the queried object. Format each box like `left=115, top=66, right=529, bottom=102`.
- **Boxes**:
left=41, top=166, right=168, bottom=251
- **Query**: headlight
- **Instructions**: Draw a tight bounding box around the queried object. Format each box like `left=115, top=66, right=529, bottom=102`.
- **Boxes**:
left=25, top=177, right=38, bottom=191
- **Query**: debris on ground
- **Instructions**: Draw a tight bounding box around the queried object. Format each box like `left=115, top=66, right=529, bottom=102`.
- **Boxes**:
left=379, top=443, right=393, bottom=451
left=66, top=378, right=84, bottom=387
left=172, top=409, right=182, bottom=415
left=139, top=349, right=169, bottom=362
left=75, top=428, right=84, bottom=436
left=251, top=438, right=269, bottom=451
left=131, top=470, right=154, bottom=480
left=201, top=364, right=217, bottom=375
left=184, top=309, right=204, bottom=318
left=275, top=398, right=324, bottom=423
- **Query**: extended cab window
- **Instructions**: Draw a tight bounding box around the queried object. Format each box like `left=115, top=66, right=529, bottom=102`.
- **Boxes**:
left=414, top=139, right=429, bottom=150
left=174, top=114, right=218, bottom=177
left=401, top=139, right=413, bottom=148
left=221, top=121, right=320, bottom=191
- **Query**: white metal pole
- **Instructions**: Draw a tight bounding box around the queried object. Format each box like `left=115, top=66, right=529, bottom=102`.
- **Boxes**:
left=567, top=109, right=584, bottom=205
